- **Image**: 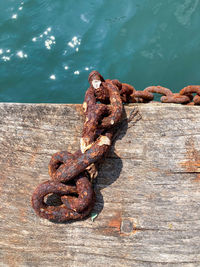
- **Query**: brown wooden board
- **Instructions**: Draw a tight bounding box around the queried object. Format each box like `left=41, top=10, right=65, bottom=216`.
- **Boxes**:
left=0, top=103, right=200, bottom=267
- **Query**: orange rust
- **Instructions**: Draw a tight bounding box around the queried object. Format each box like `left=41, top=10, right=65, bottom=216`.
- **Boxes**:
left=96, top=211, right=123, bottom=236
left=106, top=212, right=139, bottom=236
left=132, top=221, right=139, bottom=235
left=180, top=138, right=200, bottom=173
left=32, top=71, right=200, bottom=222
left=180, top=138, right=200, bottom=182
left=193, top=174, right=200, bottom=182
left=108, top=211, right=122, bottom=232
left=95, top=211, right=122, bottom=236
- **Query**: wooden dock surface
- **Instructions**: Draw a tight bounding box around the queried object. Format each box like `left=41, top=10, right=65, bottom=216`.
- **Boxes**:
left=0, top=102, right=200, bottom=267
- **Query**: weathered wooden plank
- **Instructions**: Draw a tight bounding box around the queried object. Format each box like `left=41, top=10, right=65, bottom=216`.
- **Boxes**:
left=0, top=102, right=200, bottom=267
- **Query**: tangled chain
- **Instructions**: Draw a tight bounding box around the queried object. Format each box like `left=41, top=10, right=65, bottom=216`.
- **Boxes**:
left=32, top=71, right=200, bottom=222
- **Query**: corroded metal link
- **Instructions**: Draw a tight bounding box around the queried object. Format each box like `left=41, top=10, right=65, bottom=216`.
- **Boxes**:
left=88, top=70, right=105, bottom=84
left=32, top=180, right=77, bottom=221
left=88, top=71, right=109, bottom=103
left=108, top=79, right=136, bottom=103
left=193, top=95, right=200, bottom=105
left=49, top=134, right=112, bottom=183
left=81, top=73, right=123, bottom=183
left=32, top=175, right=95, bottom=222
left=48, top=151, right=75, bottom=178
left=103, top=79, right=136, bottom=103
left=82, top=103, right=108, bottom=147
left=132, top=90, right=154, bottom=102
left=179, top=86, right=200, bottom=105
left=100, top=80, right=123, bottom=128
left=61, top=174, right=93, bottom=213
left=32, top=70, right=200, bottom=223
left=179, top=85, right=200, bottom=96
left=121, top=83, right=136, bottom=102
left=132, top=86, right=173, bottom=103
left=88, top=71, right=135, bottom=104
left=111, top=79, right=122, bottom=89
left=82, top=86, right=108, bottom=148
left=161, top=93, right=191, bottom=104
left=144, top=86, right=173, bottom=96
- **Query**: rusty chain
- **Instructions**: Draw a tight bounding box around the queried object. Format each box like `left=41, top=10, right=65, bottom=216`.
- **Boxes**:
left=32, top=71, right=200, bottom=222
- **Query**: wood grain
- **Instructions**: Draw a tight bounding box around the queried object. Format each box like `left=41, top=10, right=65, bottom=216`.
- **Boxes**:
left=0, top=102, right=200, bottom=267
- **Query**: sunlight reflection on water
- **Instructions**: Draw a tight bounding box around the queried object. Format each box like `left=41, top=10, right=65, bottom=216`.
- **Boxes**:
left=0, top=0, right=200, bottom=103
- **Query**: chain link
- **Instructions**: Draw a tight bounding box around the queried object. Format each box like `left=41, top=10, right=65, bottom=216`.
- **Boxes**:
left=32, top=71, right=200, bottom=222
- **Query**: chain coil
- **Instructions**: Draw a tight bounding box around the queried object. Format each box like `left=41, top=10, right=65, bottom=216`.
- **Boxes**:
left=32, top=71, right=200, bottom=222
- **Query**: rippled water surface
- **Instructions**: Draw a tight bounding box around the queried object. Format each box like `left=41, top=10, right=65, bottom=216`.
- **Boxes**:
left=0, top=0, right=200, bottom=103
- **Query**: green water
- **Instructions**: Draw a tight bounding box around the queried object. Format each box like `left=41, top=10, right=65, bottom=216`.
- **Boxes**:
left=0, top=0, right=200, bottom=103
